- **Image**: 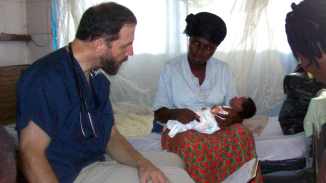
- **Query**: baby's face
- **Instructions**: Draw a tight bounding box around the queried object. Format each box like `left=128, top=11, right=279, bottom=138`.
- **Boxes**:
left=229, top=97, right=247, bottom=112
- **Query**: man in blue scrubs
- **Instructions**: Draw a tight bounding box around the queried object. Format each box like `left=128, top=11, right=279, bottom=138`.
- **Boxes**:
left=16, top=2, right=193, bottom=183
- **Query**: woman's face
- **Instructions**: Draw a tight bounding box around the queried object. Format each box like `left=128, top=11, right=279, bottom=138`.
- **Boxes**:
left=188, top=37, right=217, bottom=66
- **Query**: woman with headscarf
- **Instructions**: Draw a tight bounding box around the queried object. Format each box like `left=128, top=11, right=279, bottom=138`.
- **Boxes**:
left=153, top=12, right=263, bottom=183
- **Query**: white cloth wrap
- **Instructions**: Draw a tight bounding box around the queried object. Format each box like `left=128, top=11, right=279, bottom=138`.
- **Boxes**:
left=167, top=106, right=228, bottom=138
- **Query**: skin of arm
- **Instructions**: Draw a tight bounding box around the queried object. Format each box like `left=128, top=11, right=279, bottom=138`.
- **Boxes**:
left=154, top=107, right=200, bottom=124
left=317, top=149, right=326, bottom=183
left=106, top=125, right=169, bottom=183
left=214, top=107, right=243, bottom=129
left=18, top=121, right=59, bottom=183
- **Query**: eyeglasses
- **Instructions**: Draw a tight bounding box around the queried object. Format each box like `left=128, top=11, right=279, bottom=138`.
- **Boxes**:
left=69, top=43, right=97, bottom=138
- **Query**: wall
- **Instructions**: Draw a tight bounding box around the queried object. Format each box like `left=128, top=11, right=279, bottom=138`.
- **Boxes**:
left=26, top=0, right=53, bottom=63
left=0, top=0, right=28, bottom=66
left=0, top=0, right=53, bottom=67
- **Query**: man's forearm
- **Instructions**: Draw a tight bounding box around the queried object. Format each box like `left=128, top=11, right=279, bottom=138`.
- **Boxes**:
left=106, top=126, right=146, bottom=167
left=19, top=149, right=58, bottom=183
left=106, top=126, right=170, bottom=182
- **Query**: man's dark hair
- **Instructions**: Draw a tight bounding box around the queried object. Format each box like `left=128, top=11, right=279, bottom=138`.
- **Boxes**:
left=285, top=0, right=326, bottom=69
left=76, top=2, right=137, bottom=44
left=239, top=97, right=256, bottom=119
left=184, top=12, right=227, bottom=47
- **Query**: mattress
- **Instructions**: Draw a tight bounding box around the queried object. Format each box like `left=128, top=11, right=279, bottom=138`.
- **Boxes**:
left=126, top=133, right=163, bottom=152
left=126, top=116, right=312, bottom=161
left=5, top=116, right=311, bottom=162
left=254, top=116, right=311, bottom=161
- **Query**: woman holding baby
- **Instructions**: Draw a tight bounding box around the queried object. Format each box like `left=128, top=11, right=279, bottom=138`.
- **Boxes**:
left=153, top=12, right=263, bottom=183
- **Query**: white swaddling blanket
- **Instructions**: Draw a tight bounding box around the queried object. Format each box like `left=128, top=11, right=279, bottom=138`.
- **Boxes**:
left=167, top=106, right=228, bottom=138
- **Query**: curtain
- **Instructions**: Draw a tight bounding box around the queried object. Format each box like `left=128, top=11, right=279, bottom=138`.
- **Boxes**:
left=53, top=0, right=300, bottom=117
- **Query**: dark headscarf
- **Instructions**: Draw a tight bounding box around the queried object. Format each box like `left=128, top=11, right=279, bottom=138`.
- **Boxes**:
left=184, top=12, right=227, bottom=46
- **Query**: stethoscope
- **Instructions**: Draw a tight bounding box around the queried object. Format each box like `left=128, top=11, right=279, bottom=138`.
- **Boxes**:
left=68, top=43, right=97, bottom=138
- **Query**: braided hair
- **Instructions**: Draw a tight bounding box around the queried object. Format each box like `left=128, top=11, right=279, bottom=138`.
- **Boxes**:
left=285, top=0, right=326, bottom=69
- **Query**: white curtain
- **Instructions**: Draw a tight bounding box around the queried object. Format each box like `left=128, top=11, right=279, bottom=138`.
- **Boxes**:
left=54, top=0, right=300, bottom=118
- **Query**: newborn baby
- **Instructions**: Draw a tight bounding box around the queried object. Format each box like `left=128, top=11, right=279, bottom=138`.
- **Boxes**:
left=167, top=97, right=256, bottom=138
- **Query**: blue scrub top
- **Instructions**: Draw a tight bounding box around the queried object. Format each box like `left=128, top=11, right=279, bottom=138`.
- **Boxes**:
left=16, top=48, right=114, bottom=182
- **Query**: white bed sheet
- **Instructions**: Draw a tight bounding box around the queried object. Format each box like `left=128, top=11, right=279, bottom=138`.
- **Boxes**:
left=126, top=133, right=163, bottom=152
left=254, top=116, right=311, bottom=161
left=126, top=116, right=312, bottom=162
left=4, top=116, right=311, bottom=162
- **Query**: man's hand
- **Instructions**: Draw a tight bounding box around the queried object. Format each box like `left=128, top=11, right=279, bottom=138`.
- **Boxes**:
left=137, top=158, right=169, bottom=183
left=214, top=107, right=243, bottom=129
left=175, top=109, right=200, bottom=124
left=107, top=126, right=170, bottom=183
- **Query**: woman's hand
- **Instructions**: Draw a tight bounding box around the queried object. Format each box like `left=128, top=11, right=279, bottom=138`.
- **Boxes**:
left=214, top=107, right=243, bottom=129
left=175, top=109, right=200, bottom=124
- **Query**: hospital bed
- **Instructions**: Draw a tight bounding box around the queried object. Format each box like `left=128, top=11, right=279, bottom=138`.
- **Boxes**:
left=124, top=116, right=313, bottom=181
left=0, top=64, right=323, bottom=183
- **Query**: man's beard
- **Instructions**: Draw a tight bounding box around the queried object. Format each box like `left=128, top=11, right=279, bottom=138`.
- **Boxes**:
left=100, top=51, right=127, bottom=75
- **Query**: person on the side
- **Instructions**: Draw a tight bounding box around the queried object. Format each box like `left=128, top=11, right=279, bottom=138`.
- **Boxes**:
left=285, top=0, right=326, bottom=182
left=0, top=124, right=16, bottom=183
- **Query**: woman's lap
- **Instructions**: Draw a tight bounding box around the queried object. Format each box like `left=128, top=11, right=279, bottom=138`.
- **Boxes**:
left=162, top=123, right=263, bottom=183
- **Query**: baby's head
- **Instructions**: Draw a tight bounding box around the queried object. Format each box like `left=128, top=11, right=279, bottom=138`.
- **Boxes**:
left=230, top=97, right=256, bottom=119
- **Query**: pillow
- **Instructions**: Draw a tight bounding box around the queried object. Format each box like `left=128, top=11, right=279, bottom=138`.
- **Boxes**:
left=115, top=113, right=153, bottom=137
left=243, top=115, right=269, bottom=136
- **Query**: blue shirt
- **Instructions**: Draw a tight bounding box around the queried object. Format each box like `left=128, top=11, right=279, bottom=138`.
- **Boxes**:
left=16, top=48, right=114, bottom=182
